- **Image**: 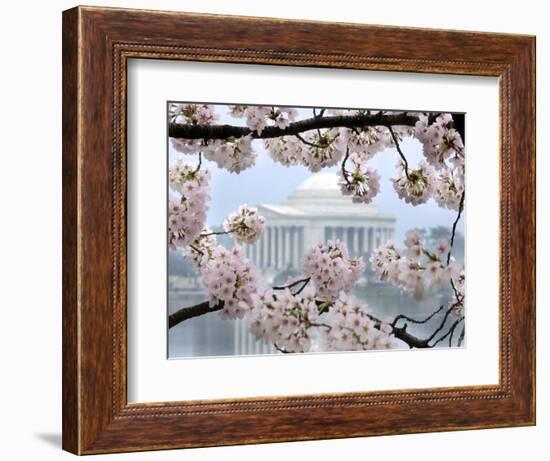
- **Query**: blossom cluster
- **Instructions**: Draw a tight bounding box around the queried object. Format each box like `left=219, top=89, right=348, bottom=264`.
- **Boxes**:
left=228, top=105, right=298, bottom=134
left=201, top=245, right=259, bottom=319
left=223, top=205, right=266, bottom=245
left=263, top=136, right=304, bottom=167
left=244, top=286, right=319, bottom=353
left=321, top=292, right=398, bottom=351
left=433, top=168, right=464, bottom=211
left=391, top=160, right=437, bottom=206
left=303, top=240, right=364, bottom=301
left=167, top=161, right=210, bottom=249
left=202, top=135, right=256, bottom=173
left=169, top=103, right=218, bottom=126
left=414, top=113, right=464, bottom=171
left=370, top=230, right=463, bottom=298
left=184, top=229, right=217, bottom=271
left=299, top=129, right=343, bottom=172
left=336, top=125, right=412, bottom=160
left=338, top=151, right=381, bottom=204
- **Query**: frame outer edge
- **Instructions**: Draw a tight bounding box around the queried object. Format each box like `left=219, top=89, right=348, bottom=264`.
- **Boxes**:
left=62, top=6, right=81, bottom=455
left=62, top=6, right=536, bottom=454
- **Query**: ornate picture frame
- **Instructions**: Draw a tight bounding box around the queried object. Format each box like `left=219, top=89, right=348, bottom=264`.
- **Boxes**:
left=62, top=5, right=535, bottom=454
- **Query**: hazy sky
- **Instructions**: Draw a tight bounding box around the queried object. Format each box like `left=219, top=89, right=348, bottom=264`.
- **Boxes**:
left=168, top=105, right=464, bottom=244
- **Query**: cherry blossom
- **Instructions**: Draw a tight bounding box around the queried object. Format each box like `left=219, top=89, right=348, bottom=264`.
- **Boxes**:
left=370, top=229, right=464, bottom=299
left=336, top=126, right=390, bottom=159
left=167, top=162, right=210, bottom=249
left=223, top=205, right=266, bottom=245
left=392, top=160, right=436, bottom=205
left=201, top=245, right=259, bottom=318
left=263, top=136, right=304, bottom=166
left=203, top=135, right=256, bottom=173
left=322, top=292, right=399, bottom=351
left=414, top=113, right=464, bottom=170
left=338, top=151, right=381, bottom=204
left=244, top=286, right=319, bottom=353
left=169, top=103, right=218, bottom=126
left=184, top=229, right=217, bottom=271
left=433, top=168, right=464, bottom=211
left=238, top=106, right=299, bottom=134
left=303, top=240, right=364, bottom=301
left=300, top=129, right=344, bottom=172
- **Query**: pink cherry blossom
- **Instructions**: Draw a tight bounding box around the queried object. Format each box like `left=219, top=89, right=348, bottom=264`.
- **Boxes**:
left=303, top=240, right=364, bottom=301
left=223, top=205, right=266, bottom=245
left=263, top=136, right=304, bottom=166
left=243, top=286, right=319, bottom=353
left=201, top=245, right=259, bottom=318
left=322, top=292, right=399, bottom=351
left=300, top=129, right=344, bottom=172
left=338, top=151, right=381, bottom=204
left=167, top=161, right=210, bottom=249
left=392, top=160, right=436, bottom=205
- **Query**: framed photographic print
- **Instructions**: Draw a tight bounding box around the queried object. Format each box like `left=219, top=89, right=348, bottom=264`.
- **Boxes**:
left=62, top=6, right=536, bottom=454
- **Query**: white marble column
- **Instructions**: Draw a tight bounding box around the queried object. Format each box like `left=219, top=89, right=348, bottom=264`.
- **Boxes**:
left=284, top=227, right=291, bottom=268
left=367, top=227, right=373, bottom=253
left=277, top=226, right=283, bottom=269
left=353, top=227, right=359, bottom=256
left=261, top=233, right=267, bottom=268
left=296, top=228, right=301, bottom=268
left=265, top=227, right=270, bottom=268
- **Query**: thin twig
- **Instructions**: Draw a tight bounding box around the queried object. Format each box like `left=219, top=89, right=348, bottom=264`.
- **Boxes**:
left=274, top=343, right=290, bottom=354
left=458, top=326, right=466, bottom=347
left=431, top=317, right=464, bottom=347
left=341, top=146, right=352, bottom=186
left=387, top=125, right=410, bottom=180
left=447, top=191, right=465, bottom=265
left=192, top=152, right=202, bottom=174
left=200, top=229, right=232, bottom=238
left=189, top=244, right=204, bottom=255
left=295, top=132, right=328, bottom=149
left=426, top=303, right=460, bottom=343
left=273, top=277, right=311, bottom=292
left=391, top=305, right=445, bottom=328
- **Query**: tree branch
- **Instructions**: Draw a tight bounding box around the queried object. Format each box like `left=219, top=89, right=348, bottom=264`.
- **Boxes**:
left=387, top=125, right=411, bottom=180
left=169, top=112, right=420, bottom=141
left=168, top=301, right=223, bottom=328
left=447, top=191, right=465, bottom=265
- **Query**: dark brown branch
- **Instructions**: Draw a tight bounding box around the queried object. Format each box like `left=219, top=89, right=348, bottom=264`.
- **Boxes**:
left=169, top=112, right=420, bottom=141
left=294, top=133, right=327, bottom=148
left=274, top=343, right=290, bottom=354
left=447, top=191, right=465, bottom=265
left=168, top=301, right=223, bottom=328
left=458, top=326, right=466, bottom=347
left=168, top=297, right=459, bottom=351
left=273, top=277, right=311, bottom=291
left=192, top=151, right=202, bottom=174
left=391, top=305, right=445, bottom=328
left=341, top=146, right=352, bottom=186
left=200, top=229, right=232, bottom=237
left=368, top=313, right=430, bottom=349
left=387, top=125, right=410, bottom=180
left=431, top=317, right=464, bottom=347
left=426, top=303, right=458, bottom=343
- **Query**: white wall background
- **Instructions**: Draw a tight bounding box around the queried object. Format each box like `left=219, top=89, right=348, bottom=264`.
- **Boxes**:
left=0, top=0, right=546, bottom=459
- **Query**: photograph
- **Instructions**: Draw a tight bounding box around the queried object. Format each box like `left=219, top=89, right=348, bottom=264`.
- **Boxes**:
left=167, top=103, right=466, bottom=358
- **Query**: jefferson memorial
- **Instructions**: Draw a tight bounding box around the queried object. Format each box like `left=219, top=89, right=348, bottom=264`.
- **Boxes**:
left=244, top=173, right=396, bottom=282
